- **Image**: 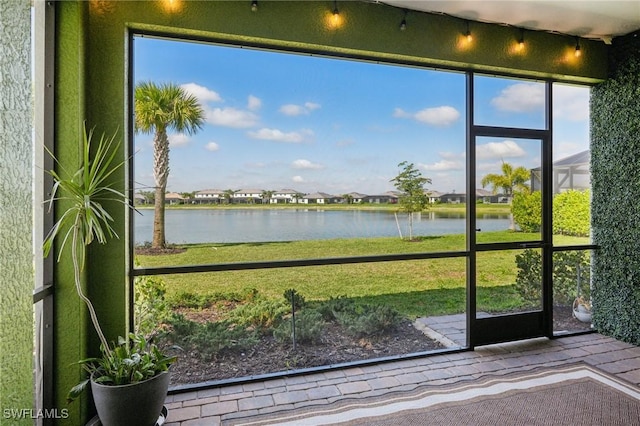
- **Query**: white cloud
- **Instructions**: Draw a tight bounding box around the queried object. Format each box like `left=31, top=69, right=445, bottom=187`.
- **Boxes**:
left=476, top=140, right=527, bottom=160
left=304, top=102, right=321, bottom=111
left=205, top=141, right=220, bottom=152
left=440, top=151, right=464, bottom=160
left=279, top=102, right=321, bottom=116
left=248, top=128, right=312, bottom=143
left=420, top=160, right=464, bottom=171
left=168, top=133, right=190, bottom=147
left=291, top=159, right=324, bottom=170
left=206, top=107, right=259, bottom=128
left=292, top=175, right=305, bottom=183
left=180, top=83, right=222, bottom=103
left=393, top=106, right=460, bottom=127
left=491, top=83, right=544, bottom=112
left=553, top=84, right=589, bottom=121
left=247, top=95, right=262, bottom=111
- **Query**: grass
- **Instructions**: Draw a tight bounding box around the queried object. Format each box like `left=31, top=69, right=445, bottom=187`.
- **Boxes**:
left=136, top=231, right=589, bottom=319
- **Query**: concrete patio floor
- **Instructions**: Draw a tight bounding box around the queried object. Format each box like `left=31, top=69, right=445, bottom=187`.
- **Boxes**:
left=163, top=332, right=640, bottom=425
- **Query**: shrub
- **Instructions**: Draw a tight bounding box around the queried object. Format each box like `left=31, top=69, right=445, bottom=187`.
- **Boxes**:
left=512, top=191, right=542, bottom=232
left=315, top=295, right=355, bottom=321
left=168, top=289, right=252, bottom=309
left=165, top=313, right=258, bottom=360
left=283, top=288, right=306, bottom=311
left=169, top=291, right=213, bottom=309
left=335, top=304, right=402, bottom=336
left=134, top=275, right=168, bottom=336
left=228, top=298, right=289, bottom=331
left=515, top=249, right=591, bottom=306
left=553, top=190, right=590, bottom=237
left=273, top=310, right=325, bottom=344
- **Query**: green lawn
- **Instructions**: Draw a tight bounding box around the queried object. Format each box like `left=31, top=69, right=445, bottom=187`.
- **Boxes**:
left=136, top=231, right=589, bottom=318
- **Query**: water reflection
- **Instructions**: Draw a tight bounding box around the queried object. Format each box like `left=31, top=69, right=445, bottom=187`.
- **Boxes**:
left=135, top=209, right=510, bottom=244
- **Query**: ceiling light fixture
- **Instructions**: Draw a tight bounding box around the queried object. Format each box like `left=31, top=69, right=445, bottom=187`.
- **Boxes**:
left=575, top=37, right=582, bottom=57
left=333, top=0, right=339, bottom=20
left=400, top=9, right=407, bottom=31
left=518, top=29, right=525, bottom=50
left=251, top=0, right=257, bottom=12
left=465, top=21, right=473, bottom=42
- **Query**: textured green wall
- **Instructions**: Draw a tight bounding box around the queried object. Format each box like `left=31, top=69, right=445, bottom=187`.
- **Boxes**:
left=0, top=0, right=34, bottom=424
left=591, top=32, right=640, bottom=344
left=53, top=1, right=611, bottom=424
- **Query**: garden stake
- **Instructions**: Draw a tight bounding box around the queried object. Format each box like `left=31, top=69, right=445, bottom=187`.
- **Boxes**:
left=291, top=291, right=297, bottom=351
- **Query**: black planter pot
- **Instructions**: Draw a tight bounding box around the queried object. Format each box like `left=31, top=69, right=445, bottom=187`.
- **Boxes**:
left=91, top=371, right=170, bottom=426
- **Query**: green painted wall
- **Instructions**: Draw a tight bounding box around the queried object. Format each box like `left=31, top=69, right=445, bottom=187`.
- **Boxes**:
left=591, top=31, right=640, bottom=345
left=0, top=0, right=34, bottom=424
left=53, top=1, right=612, bottom=423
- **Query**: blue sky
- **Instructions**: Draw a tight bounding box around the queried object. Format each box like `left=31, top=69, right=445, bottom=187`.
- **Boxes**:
left=134, top=36, right=589, bottom=195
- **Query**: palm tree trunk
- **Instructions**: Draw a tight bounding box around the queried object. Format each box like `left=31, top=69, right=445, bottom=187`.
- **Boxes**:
left=152, top=129, right=169, bottom=249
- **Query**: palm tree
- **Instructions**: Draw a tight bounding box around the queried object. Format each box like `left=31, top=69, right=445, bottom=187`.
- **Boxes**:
left=481, top=161, right=530, bottom=230
left=481, top=161, right=530, bottom=201
left=135, top=81, right=204, bottom=249
left=261, top=190, right=275, bottom=204
left=223, top=189, right=237, bottom=205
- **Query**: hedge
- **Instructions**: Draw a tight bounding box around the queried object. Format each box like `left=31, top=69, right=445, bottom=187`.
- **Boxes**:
left=590, top=31, right=640, bottom=345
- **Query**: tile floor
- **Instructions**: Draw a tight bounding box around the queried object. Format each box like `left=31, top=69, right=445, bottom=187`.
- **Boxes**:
left=163, top=332, right=640, bottom=425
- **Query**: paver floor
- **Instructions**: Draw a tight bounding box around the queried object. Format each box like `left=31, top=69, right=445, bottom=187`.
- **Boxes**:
left=163, top=333, right=640, bottom=425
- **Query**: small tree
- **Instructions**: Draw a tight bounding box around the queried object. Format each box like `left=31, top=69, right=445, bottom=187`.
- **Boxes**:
left=390, top=161, right=431, bottom=240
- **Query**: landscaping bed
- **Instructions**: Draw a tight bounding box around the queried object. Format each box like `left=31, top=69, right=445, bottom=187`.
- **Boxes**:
left=163, top=314, right=444, bottom=386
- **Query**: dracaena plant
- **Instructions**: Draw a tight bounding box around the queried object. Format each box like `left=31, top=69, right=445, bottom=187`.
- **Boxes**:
left=42, top=124, right=175, bottom=401
left=43, top=124, right=128, bottom=354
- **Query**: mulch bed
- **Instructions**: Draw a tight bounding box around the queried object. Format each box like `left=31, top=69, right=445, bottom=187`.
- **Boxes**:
left=163, top=318, right=444, bottom=386
left=163, top=304, right=591, bottom=386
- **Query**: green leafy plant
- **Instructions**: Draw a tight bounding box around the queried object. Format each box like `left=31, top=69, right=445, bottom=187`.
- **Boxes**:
left=68, top=333, right=176, bottom=402
left=43, top=124, right=175, bottom=401
left=515, top=249, right=590, bottom=307
left=390, top=161, right=432, bottom=240
left=134, top=273, right=168, bottom=336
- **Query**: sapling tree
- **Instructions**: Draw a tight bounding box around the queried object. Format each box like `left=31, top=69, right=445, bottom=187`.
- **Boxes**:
left=390, top=161, right=432, bottom=240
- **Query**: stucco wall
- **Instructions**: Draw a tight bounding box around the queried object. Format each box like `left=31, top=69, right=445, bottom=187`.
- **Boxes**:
left=0, top=0, right=34, bottom=423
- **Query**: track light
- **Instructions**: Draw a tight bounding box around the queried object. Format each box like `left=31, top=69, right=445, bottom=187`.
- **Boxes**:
left=251, top=0, right=257, bottom=12
left=575, top=38, right=582, bottom=57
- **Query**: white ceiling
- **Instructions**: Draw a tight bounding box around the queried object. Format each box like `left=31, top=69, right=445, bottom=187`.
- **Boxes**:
left=382, top=0, right=640, bottom=43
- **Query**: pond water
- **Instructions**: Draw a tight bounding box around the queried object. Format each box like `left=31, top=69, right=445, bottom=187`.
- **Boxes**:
left=134, top=208, right=510, bottom=244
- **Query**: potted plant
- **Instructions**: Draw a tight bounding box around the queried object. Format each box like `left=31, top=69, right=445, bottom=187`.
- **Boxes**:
left=43, top=124, right=175, bottom=425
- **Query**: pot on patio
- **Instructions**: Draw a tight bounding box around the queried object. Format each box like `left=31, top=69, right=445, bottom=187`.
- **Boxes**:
left=91, top=370, right=170, bottom=426
left=572, top=297, right=592, bottom=323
